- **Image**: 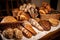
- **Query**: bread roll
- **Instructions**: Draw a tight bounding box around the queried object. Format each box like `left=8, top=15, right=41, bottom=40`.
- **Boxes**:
left=2, top=28, right=13, bottom=39
left=39, top=20, right=51, bottom=31
left=18, top=26, right=32, bottom=38
left=49, top=18, right=59, bottom=26
left=13, top=28, right=23, bottom=39
left=29, top=18, right=44, bottom=31
left=17, top=11, right=30, bottom=21
left=23, top=21, right=37, bottom=35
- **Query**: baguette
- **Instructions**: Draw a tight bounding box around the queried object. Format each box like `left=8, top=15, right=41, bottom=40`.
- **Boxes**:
left=18, top=26, right=32, bottom=38
left=22, top=21, right=37, bottom=35
left=29, top=18, right=44, bottom=31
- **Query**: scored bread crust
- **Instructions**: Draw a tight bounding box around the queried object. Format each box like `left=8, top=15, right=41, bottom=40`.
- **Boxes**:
left=39, top=20, right=51, bottom=31
left=22, top=20, right=37, bottom=35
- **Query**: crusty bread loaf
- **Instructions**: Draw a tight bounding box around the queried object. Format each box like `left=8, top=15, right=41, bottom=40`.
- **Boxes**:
left=23, top=21, right=37, bottom=35
left=18, top=26, right=32, bottom=38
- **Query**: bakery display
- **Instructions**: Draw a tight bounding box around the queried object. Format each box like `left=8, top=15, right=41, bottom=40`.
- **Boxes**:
left=0, top=2, right=60, bottom=40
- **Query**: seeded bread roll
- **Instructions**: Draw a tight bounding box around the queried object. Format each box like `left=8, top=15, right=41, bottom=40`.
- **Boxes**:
left=39, top=20, right=51, bottom=31
left=48, top=18, right=59, bottom=26
left=2, top=28, right=13, bottom=39
left=29, top=18, right=44, bottom=31
left=13, top=28, right=23, bottom=39
left=22, top=20, right=37, bottom=35
left=18, top=26, right=32, bottom=38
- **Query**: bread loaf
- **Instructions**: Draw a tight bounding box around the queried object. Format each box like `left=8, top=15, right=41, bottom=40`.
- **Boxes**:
left=22, top=20, right=37, bottom=35
left=13, top=28, right=23, bottom=39
left=39, top=20, right=51, bottom=31
left=48, top=18, right=59, bottom=26
left=29, top=18, right=44, bottom=31
left=18, top=26, right=32, bottom=38
left=2, top=28, right=13, bottom=39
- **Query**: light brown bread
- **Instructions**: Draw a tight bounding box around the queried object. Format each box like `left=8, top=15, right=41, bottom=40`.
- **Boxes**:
left=23, top=21, right=37, bottom=35
left=18, top=26, right=32, bottom=38
left=2, top=28, right=13, bottom=39
left=13, top=28, right=23, bottom=39
left=29, top=18, right=44, bottom=31
left=48, top=18, right=59, bottom=26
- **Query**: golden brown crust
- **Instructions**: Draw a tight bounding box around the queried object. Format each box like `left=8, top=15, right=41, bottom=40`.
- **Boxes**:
left=18, top=26, right=32, bottom=38
left=23, top=21, right=37, bottom=35
left=48, top=18, right=59, bottom=26
left=29, top=18, right=44, bottom=31
left=13, top=28, right=23, bottom=39
left=2, top=28, right=14, bottom=39
left=1, top=16, right=17, bottom=23
left=17, top=11, right=30, bottom=21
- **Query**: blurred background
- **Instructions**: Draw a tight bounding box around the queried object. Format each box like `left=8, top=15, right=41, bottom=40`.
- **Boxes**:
left=0, top=0, right=60, bottom=16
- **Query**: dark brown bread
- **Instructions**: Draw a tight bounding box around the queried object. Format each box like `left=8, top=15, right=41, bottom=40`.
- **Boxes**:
left=39, top=20, right=51, bottom=31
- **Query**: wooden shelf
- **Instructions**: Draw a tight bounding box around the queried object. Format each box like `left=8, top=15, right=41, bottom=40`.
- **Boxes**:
left=39, top=28, right=60, bottom=40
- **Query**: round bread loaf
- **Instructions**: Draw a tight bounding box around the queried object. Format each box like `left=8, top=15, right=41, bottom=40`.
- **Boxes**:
left=13, top=28, right=23, bottom=39
left=2, top=28, right=13, bottom=39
